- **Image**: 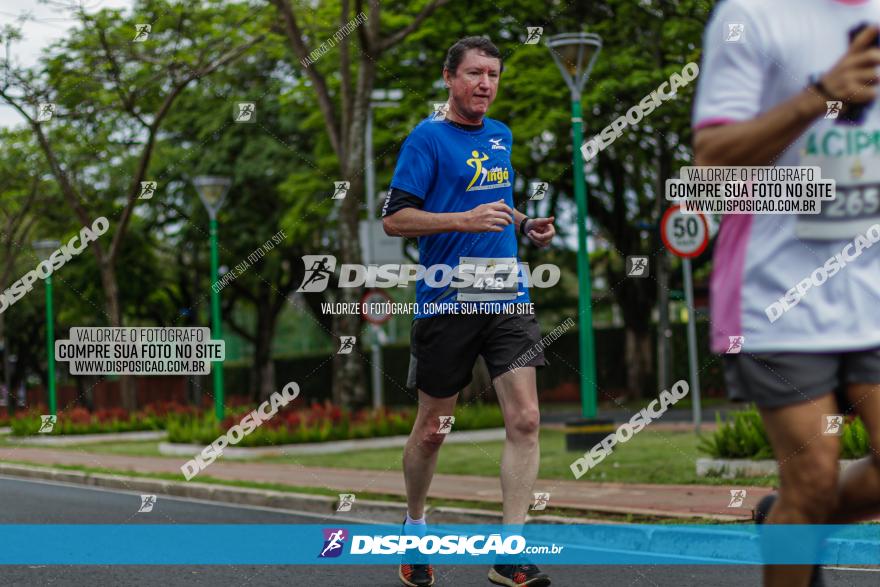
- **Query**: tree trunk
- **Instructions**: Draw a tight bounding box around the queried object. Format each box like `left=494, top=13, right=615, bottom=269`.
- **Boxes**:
left=98, top=261, right=136, bottom=411
left=625, top=327, right=653, bottom=396
left=330, top=77, right=373, bottom=406
left=250, top=310, right=277, bottom=402
left=331, top=167, right=367, bottom=406
left=0, top=312, right=14, bottom=415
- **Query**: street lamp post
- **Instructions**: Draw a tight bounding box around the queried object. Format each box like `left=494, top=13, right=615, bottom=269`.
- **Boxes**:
left=34, top=239, right=61, bottom=416
left=548, top=33, right=614, bottom=449
left=193, top=176, right=232, bottom=421
left=365, top=88, right=403, bottom=409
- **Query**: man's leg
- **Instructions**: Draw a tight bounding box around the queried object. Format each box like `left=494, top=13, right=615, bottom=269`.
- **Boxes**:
left=402, top=390, right=459, bottom=519
left=830, top=382, right=880, bottom=522
left=492, top=366, right=541, bottom=525
left=759, top=394, right=841, bottom=587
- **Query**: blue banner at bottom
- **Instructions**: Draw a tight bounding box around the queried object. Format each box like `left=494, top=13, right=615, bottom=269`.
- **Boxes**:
left=1, top=524, right=879, bottom=565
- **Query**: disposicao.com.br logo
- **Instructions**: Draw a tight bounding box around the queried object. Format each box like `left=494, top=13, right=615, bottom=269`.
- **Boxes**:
left=296, top=255, right=560, bottom=293
left=317, top=529, right=564, bottom=559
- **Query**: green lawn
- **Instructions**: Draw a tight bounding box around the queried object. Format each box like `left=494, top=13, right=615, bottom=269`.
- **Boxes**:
left=262, top=428, right=776, bottom=486
left=17, top=428, right=777, bottom=487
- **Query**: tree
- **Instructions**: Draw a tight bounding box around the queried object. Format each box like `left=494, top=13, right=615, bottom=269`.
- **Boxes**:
left=0, top=0, right=264, bottom=409
left=269, top=0, right=452, bottom=406
left=0, top=130, right=46, bottom=413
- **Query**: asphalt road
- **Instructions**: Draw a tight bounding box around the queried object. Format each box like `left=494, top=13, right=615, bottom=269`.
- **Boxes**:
left=0, top=476, right=876, bottom=587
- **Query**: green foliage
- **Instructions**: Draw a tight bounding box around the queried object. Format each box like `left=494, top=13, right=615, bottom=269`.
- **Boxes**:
left=10, top=408, right=166, bottom=436
left=841, top=416, right=871, bottom=460
left=700, top=408, right=872, bottom=460
left=698, top=408, right=773, bottom=460
left=167, top=402, right=505, bottom=447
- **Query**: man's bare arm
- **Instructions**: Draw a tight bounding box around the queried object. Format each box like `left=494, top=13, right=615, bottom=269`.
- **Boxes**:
left=383, top=200, right=515, bottom=238
left=695, top=25, right=880, bottom=167
left=382, top=207, right=466, bottom=237
left=694, top=91, right=826, bottom=166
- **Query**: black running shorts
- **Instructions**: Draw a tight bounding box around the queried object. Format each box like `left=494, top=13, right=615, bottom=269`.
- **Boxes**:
left=406, top=312, right=547, bottom=397
left=723, top=347, right=880, bottom=409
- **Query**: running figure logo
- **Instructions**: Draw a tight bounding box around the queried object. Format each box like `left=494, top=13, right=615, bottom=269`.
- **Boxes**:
left=437, top=416, right=455, bottom=434
left=139, top=181, right=157, bottom=200
left=466, top=151, right=490, bottom=191
left=525, top=27, right=543, bottom=45
left=823, top=414, right=844, bottom=436
left=36, top=103, right=55, bottom=122
left=337, top=493, right=356, bottom=512
left=138, top=495, right=156, bottom=513
left=531, top=492, right=550, bottom=511
left=133, top=24, right=151, bottom=42
left=725, top=23, right=744, bottom=43
left=297, top=255, right=337, bottom=292
left=825, top=101, right=843, bottom=120
left=728, top=489, right=747, bottom=508
left=529, top=181, right=548, bottom=201
left=332, top=181, right=350, bottom=200
left=38, top=415, right=56, bottom=434
left=431, top=102, right=449, bottom=121
left=318, top=528, right=348, bottom=558
left=337, top=336, right=356, bottom=355
left=234, top=102, right=256, bottom=123
left=626, top=256, right=649, bottom=278
left=726, top=336, right=745, bottom=354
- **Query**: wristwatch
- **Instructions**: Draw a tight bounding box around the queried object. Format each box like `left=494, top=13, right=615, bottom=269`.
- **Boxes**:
left=520, top=217, right=531, bottom=236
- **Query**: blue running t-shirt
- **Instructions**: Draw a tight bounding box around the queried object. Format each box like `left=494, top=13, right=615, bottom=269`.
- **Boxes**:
left=389, top=116, right=530, bottom=319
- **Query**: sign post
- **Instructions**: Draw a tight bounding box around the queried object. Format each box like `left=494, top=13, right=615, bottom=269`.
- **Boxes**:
left=361, top=289, right=393, bottom=409
left=660, top=205, right=709, bottom=433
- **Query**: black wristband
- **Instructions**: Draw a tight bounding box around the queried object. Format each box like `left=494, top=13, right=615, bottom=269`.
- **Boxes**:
left=520, top=217, right=530, bottom=236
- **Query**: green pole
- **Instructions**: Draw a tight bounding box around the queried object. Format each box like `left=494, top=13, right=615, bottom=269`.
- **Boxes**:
left=570, top=98, right=598, bottom=419
left=209, top=218, right=225, bottom=421
left=45, top=274, right=56, bottom=416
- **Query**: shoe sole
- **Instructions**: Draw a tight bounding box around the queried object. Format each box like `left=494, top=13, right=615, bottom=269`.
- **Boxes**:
left=399, top=566, right=435, bottom=587
left=487, top=568, right=551, bottom=587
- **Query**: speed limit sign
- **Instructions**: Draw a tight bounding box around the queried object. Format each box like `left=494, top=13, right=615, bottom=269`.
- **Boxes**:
left=360, top=289, right=393, bottom=325
left=660, top=205, right=709, bottom=258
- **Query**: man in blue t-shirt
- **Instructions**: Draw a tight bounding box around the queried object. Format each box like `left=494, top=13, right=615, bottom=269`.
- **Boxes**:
left=383, top=36, right=556, bottom=587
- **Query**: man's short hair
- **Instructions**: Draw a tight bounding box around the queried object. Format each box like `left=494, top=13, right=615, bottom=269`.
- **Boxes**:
left=444, top=36, right=504, bottom=75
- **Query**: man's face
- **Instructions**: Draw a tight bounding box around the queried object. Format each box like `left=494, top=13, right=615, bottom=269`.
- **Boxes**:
left=444, top=49, right=501, bottom=120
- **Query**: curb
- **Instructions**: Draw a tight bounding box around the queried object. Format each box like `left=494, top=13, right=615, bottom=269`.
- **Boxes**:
left=5, top=461, right=878, bottom=565
left=0, top=463, right=601, bottom=525
left=14, top=430, right=166, bottom=446
left=696, top=457, right=859, bottom=478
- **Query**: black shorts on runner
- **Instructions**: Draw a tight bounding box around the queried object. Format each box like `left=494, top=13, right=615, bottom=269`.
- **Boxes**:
left=723, top=347, right=880, bottom=409
left=406, top=312, right=547, bottom=398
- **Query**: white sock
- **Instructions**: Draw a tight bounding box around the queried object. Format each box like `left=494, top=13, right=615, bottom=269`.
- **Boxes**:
left=404, top=512, right=427, bottom=537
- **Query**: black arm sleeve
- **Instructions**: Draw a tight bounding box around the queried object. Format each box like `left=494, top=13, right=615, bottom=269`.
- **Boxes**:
left=382, top=187, right=424, bottom=218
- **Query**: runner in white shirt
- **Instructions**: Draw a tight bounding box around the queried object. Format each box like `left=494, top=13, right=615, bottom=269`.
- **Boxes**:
left=694, top=1, right=880, bottom=586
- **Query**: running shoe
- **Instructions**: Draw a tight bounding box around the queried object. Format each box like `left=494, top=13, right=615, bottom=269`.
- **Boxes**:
left=399, top=563, right=434, bottom=587
left=399, top=517, right=434, bottom=586
left=488, top=563, right=551, bottom=587
left=755, top=493, right=825, bottom=587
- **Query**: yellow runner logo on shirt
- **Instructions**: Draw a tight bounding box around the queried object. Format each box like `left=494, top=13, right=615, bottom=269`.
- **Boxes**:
left=466, top=150, right=510, bottom=191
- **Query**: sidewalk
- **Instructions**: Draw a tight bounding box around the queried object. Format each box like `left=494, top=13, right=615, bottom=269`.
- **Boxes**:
left=0, top=445, right=769, bottom=521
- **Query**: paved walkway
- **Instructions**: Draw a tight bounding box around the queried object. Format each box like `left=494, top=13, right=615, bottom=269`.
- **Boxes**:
left=0, top=445, right=769, bottom=520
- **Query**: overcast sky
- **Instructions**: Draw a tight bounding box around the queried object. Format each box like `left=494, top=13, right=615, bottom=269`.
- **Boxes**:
left=0, top=0, right=133, bottom=128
